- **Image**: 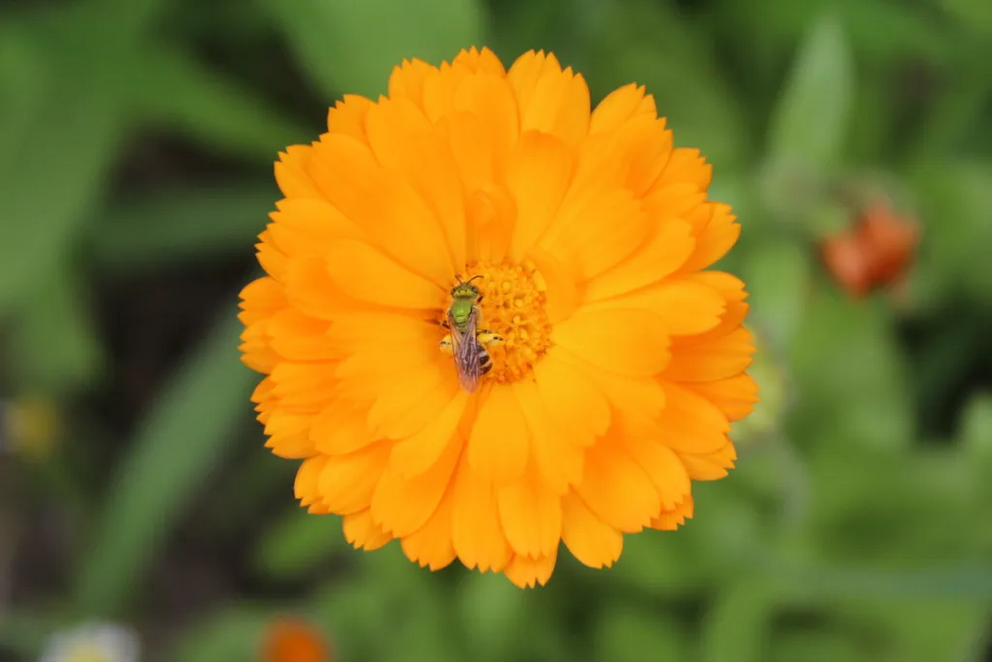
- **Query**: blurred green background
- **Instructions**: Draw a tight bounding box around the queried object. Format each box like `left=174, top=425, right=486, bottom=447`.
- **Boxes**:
left=1, top=0, right=991, bottom=660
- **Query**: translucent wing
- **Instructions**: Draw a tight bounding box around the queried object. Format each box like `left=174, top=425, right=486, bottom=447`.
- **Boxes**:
left=447, top=306, right=483, bottom=392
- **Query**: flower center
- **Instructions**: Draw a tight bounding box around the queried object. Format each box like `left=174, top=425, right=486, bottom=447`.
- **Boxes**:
left=444, top=260, right=552, bottom=384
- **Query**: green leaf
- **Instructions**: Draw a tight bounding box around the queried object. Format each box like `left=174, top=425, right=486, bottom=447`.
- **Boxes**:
left=700, top=579, right=782, bottom=662
left=89, top=184, right=277, bottom=273
left=266, top=0, right=488, bottom=99
left=766, top=15, right=854, bottom=172
left=252, top=510, right=346, bottom=581
left=72, top=312, right=257, bottom=616
left=788, top=288, right=913, bottom=452
left=589, top=0, right=749, bottom=169
left=769, top=631, right=867, bottom=662
left=594, top=604, right=686, bottom=662
left=959, top=392, right=992, bottom=459
left=908, top=161, right=992, bottom=304
left=742, top=239, right=813, bottom=349
left=166, top=605, right=273, bottom=662
left=0, top=609, right=70, bottom=659
left=457, top=574, right=529, bottom=661
left=128, top=47, right=312, bottom=161
left=0, top=69, right=122, bottom=315
left=7, top=266, right=105, bottom=393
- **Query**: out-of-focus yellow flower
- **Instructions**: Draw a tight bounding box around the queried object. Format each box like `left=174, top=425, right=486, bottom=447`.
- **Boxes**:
left=239, top=47, right=757, bottom=587
left=1, top=395, right=59, bottom=460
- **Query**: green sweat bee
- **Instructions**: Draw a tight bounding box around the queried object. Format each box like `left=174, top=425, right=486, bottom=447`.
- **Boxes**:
left=440, top=275, right=503, bottom=393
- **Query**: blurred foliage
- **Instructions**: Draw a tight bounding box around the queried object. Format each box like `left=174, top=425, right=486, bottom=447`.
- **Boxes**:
left=1, top=0, right=991, bottom=661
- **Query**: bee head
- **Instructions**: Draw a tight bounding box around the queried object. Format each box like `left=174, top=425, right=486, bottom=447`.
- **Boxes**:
left=451, top=274, right=482, bottom=300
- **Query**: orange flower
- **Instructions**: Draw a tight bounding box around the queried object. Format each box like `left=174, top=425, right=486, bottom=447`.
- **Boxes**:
left=260, top=617, right=329, bottom=662
left=239, top=47, right=757, bottom=587
left=820, top=197, right=918, bottom=298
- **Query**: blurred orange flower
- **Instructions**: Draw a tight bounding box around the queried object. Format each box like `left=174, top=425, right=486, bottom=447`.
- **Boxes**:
left=820, top=198, right=918, bottom=298
left=239, top=47, right=757, bottom=587
left=261, top=617, right=329, bottom=662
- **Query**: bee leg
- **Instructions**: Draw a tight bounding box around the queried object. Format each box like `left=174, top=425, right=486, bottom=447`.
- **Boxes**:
left=438, top=334, right=454, bottom=355
left=440, top=319, right=450, bottom=329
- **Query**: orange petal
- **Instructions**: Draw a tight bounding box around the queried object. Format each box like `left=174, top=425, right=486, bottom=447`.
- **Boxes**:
left=453, top=47, right=507, bottom=76
left=325, top=240, right=444, bottom=309
left=650, top=494, right=695, bottom=530
left=506, top=131, right=575, bottom=260
left=371, top=430, right=462, bottom=537
left=546, top=188, right=648, bottom=282
left=533, top=349, right=611, bottom=446
left=561, top=492, right=623, bottom=568
left=657, top=381, right=730, bottom=454
left=269, top=361, right=337, bottom=409
left=239, top=276, right=288, bottom=326
left=508, top=51, right=590, bottom=148
left=468, top=384, right=529, bottom=484
left=665, top=327, right=756, bottom=382
left=504, top=548, right=559, bottom=588
left=689, top=373, right=760, bottom=422
left=256, top=230, right=289, bottom=281
left=267, top=309, right=338, bottom=361
left=678, top=441, right=737, bottom=480
left=274, top=145, right=319, bottom=200
left=496, top=464, right=562, bottom=558
left=388, top=58, right=435, bottom=110
left=451, top=459, right=512, bottom=572
left=512, top=379, right=583, bottom=495
left=675, top=271, right=749, bottom=344
left=390, top=389, right=469, bottom=477
left=680, top=203, right=741, bottom=273
left=240, top=322, right=280, bottom=374
left=621, top=437, right=691, bottom=510
left=318, top=442, right=392, bottom=515
left=583, top=279, right=725, bottom=337
left=371, top=366, right=459, bottom=440
left=310, top=401, right=374, bottom=455
left=364, top=98, right=464, bottom=272
left=653, top=148, right=711, bottom=191
left=327, top=94, right=373, bottom=144
left=527, top=249, right=579, bottom=325
left=589, top=83, right=657, bottom=134
left=357, top=168, right=457, bottom=287
left=280, top=256, right=356, bottom=321
left=450, top=72, right=519, bottom=176
left=264, top=410, right=316, bottom=459
left=551, top=309, right=670, bottom=377
left=327, top=311, right=439, bottom=346
left=294, top=456, right=328, bottom=507
left=307, top=134, right=379, bottom=220
left=574, top=440, right=660, bottom=533
left=583, top=219, right=695, bottom=303
left=401, top=490, right=457, bottom=570
left=343, top=509, right=392, bottom=551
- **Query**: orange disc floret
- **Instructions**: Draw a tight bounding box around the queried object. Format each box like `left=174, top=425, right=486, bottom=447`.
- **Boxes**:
left=238, top=47, right=757, bottom=588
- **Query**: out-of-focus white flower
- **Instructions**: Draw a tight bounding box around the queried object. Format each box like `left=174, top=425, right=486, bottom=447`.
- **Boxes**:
left=38, top=623, right=139, bottom=662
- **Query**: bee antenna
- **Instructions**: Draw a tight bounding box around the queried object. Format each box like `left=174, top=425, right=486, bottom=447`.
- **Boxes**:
left=466, top=275, right=483, bottom=284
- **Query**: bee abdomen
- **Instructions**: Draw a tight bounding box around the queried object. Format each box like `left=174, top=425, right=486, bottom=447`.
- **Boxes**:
left=477, top=344, right=493, bottom=375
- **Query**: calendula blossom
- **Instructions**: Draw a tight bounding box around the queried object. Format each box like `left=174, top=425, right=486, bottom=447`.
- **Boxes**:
left=239, top=47, right=757, bottom=588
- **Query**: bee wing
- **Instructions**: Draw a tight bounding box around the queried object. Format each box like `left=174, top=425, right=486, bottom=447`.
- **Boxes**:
left=449, top=308, right=482, bottom=392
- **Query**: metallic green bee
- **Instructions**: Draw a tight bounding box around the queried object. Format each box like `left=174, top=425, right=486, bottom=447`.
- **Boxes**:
left=440, top=275, right=503, bottom=392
